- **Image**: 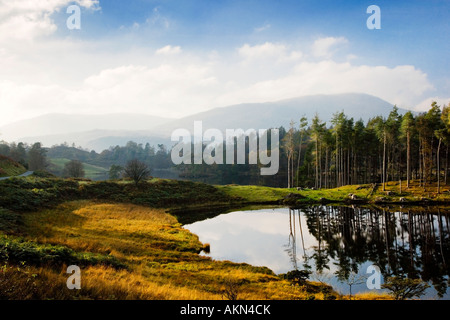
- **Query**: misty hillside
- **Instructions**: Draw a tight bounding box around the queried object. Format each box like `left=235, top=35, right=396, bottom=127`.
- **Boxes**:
left=0, top=113, right=172, bottom=143
left=0, top=93, right=404, bottom=151
left=13, top=130, right=173, bottom=153
left=153, top=93, right=399, bottom=136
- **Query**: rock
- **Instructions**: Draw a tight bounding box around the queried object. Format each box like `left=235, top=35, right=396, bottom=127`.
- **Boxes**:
left=399, top=197, right=407, bottom=202
left=283, top=193, right=305, bottom=204
left=285, top=193, right=304, bottom=199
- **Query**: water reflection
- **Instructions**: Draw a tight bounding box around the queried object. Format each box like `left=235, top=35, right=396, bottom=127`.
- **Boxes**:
left=295, top=206, right=449, bottom=298
left=184, top=205, right=450, bottom=298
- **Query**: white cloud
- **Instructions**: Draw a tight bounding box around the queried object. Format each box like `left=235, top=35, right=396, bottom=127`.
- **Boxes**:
left=0, top=61, right=221, bottom=126
left=0, top=30, right=441, bottom=127
left=0, top=0, right=99, bottom=42
left=145, top=6, right=170, bottom=29
left=238, top=42, right=303, bottom=64
left=217, top=60, right=434, bottom=109
left=254, top=23, right=271, bottom=33
left=414, top=97, right=450, bottom=112
left=155, top=45, right=182, bottom=55
left=311, top=36, right=348, bottom=58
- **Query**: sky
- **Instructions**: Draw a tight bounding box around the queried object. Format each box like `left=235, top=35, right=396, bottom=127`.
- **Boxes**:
left=0, top=0, right=449, bottom=126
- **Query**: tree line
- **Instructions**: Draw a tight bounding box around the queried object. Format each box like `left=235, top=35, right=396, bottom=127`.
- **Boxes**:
left=1, top=101, right=449, bottom=189
left=178, top=101, right=450, bottom=189
left=282, top=102, right=450, bottom=191
left=0, top=142, right=47, bottom=171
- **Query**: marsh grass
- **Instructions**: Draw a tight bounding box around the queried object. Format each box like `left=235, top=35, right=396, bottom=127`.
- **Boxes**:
left=0, top=200, right=338, bottom=300
left=1, top=176, right=418, bottom=300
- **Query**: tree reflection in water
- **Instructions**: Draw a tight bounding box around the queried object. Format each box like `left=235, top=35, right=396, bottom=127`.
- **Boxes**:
left=285, top=206, right=450, bottom=298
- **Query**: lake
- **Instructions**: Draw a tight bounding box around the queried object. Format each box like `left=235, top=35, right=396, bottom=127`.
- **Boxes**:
left=184, top=205, right=450, bottom=299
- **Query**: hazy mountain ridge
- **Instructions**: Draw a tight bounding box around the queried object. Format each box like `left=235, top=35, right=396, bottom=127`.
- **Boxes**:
left=0, top=93, right=403, bottom=152
left=152, top=93, right=400, bottom=135
left=0, top=113, right=172, bottom=142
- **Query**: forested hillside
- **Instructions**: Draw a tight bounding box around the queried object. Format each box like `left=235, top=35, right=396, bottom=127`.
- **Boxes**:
left=1, top=102, right=449, bottom=189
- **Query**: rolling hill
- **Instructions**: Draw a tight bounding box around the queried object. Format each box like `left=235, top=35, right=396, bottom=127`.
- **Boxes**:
left=47, top=158, right=109, bottom=181
left=0, top=155, right=27, bottom=177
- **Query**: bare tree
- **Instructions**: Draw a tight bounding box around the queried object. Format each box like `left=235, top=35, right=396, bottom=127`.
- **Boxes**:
left=283, top=120, right=296, bottom=188
left=124, top=159, right=150, bottom=186
left=341, top=272, right=367, bottom=299
left=296, top=116, right=308, bottom=187
left=63, top=159, right=85, bottom=178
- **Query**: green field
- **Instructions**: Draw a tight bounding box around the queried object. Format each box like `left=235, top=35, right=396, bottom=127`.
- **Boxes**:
left=48, top=158, right=109, bottom=180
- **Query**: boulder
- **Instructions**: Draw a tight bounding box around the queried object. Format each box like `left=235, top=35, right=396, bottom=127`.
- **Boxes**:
left=283, top=193, right=305, bottom=204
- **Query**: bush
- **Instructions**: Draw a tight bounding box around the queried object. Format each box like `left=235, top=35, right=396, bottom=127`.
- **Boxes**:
left=0, top=235, right=125, bottom=269
left=0, top=208, right=22, bottom=234
left=0, top=178, right=80, bottom=211
left=0, top=177, right=234, bottom=212
left=283, top=269, right=312, bottom=286
left=32, top=170, right=56, bottom=178
left=381, top=276, right=430, bottom=300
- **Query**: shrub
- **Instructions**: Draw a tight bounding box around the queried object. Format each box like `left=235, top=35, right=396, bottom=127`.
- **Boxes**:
left=283, top=269, right=312, bottom=286
left=0, top=235, right=125, bottom=269
left=0, top=208, right=22, bottom=234
left=0, top=178, right=80, bottom=211
left=381, top=276, right=430, bottom=300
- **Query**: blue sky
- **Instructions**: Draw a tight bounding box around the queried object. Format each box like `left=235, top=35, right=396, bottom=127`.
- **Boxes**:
left=0, top=0, right=449, bottom=126
left=69, top=0, right=448, bottom=69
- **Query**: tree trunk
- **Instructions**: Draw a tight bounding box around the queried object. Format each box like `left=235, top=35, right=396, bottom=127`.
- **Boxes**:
left=315, top=138, right=319, bottom=189
left=383, top=131, right=386, bottom=191
left=296, top=135, right=303, bottom=188
left=437, top=137, right=442, bottom=194
left=335, top=134, right=339, bottom=187
left=445, top=145, right=449, bottom=185
left=287, top=154, right=291, bottom=188
left=407, top=131, right=411, bottom=188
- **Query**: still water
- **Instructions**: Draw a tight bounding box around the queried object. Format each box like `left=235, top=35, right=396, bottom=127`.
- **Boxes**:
left=184, top=206, right=450, bottom=299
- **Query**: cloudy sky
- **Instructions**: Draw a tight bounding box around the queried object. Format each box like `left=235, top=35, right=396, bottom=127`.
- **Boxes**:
left=0, top=0, right=449, bottom=126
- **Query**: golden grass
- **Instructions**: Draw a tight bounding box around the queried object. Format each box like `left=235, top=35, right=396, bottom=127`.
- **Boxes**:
left=13, top=200, right=340, bottom=300
left=346, top=291, right=393, bottom=300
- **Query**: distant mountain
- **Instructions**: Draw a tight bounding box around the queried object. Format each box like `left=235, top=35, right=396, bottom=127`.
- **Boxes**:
left=0, top=113, right=172, bottom=143
left=0, top=93, right=405, bottom=152
left=14, top=129, right=172, bottom=152
left=153, top=93, right=400, bottom=136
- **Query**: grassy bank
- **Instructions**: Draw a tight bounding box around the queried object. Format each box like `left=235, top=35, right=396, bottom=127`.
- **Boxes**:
left=6, top=176, right=443, bottom=300
left=218, top=180, right=450, bottom=206
left=1, top=200, right=337, bottom=300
